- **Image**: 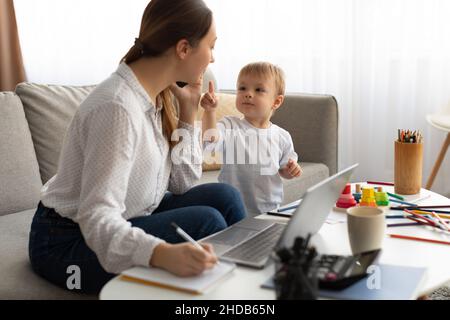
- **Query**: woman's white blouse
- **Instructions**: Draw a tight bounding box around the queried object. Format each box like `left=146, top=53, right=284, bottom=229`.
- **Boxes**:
left=41, top=63, right=202, bottom=274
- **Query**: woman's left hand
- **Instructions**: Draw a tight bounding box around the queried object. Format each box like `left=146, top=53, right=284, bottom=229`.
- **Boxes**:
left=170, top=75, right=204, bottom=124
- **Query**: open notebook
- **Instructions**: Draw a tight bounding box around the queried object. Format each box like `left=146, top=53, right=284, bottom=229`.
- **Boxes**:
left=121, top=261, right=236, bottom=295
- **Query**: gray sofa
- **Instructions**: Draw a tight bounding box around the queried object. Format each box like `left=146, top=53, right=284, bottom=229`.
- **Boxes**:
left=0, top=80, right=338, bottom=300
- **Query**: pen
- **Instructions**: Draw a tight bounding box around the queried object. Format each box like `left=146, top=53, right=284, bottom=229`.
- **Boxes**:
left=171, top=222, right=204, bottom=251
left=278, top=204, right=299, bottom=213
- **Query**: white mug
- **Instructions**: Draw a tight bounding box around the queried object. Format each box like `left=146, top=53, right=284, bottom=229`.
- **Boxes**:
left=347, top=206, right=386, bottom=255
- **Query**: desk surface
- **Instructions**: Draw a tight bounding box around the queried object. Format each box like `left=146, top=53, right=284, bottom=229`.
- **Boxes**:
left=100, top=186, right=450, bottom=300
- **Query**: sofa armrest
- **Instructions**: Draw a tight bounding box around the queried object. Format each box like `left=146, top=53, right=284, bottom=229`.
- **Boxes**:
left=271, top=93, right=339, bottom=175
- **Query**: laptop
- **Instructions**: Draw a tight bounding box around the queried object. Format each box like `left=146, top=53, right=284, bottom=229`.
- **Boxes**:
left=201, top=164, right=359, bottom=269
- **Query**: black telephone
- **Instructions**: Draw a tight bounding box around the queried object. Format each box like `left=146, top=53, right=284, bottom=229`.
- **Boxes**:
left=316, top=249, right=381, bottom=290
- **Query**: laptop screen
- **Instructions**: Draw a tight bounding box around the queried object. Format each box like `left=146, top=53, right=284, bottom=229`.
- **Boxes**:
left=276, top=164, right=358, bottom=249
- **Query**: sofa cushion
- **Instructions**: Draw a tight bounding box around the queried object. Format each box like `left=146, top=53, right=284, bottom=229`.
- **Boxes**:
left=0, top=92, right=42, bottom=217
left=272, top=94, right=338, bottom=175
left=15, top=71, right=218, bottom=183
left=0, top=209, right=96, bottom=300
left=15, top=83, right=95, bottom=184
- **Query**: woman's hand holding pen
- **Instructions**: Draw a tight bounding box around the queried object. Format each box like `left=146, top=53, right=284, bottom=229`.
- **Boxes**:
left=150, top=242, right=218, bottom=277
left=170, top=74, right=204, bottom=125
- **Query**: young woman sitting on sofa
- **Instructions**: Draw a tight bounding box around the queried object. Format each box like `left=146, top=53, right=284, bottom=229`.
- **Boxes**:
left=28, top=0, right=246, bottom=294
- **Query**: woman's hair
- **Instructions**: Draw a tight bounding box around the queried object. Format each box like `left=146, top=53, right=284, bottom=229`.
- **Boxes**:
left=238, top=62, right=286, bottom=96
left=122, top=0, right=213, bottom=146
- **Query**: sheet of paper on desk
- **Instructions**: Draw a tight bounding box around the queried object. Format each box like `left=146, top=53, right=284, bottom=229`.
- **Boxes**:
left=326, top=210, right=347, bottom=225
left=121, top=261, right=236, bottom=294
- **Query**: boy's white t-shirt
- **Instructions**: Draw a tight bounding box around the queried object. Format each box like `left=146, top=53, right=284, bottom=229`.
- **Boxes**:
left=204, top=116, right=298, bottom=215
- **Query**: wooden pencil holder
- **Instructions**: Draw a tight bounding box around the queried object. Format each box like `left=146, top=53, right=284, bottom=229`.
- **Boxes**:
left=394, top=141, right=423, bottom=195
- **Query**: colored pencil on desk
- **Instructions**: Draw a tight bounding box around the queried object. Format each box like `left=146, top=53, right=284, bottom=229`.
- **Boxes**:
left=367, top=181, right=395, bottom=187
left=405, top=215, right=434, bottom=228
left=430, top=211, right=450, bottom=231
left=389, top=199, right=417, bottom=206
left=388, top=234, right=450, bottom=246
left=386, top=215, right=409, bottom=219
left=387, top=222, right=421, bottom=228
left=404, top=209, right=438, bottom=227
left=402, top=205, right=450, bottom=209
left=387, top=192, right=405, bottom=201
left=390, top=207, right=450, bottom=215
left=410, top=210, right=450, bottom=220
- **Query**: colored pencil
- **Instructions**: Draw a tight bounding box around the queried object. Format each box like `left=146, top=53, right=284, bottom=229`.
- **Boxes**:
left=367, top=181, right=395, bottom=187
left=404, top=209, right=438, bottom=226
left=390, top=207, right=450, bottom=216
left=404, top=210, right=450, bottom=232
left=430, top=211, right=450, bottom=231
left=387, top=223, right=421, bottom=228
left=388, top=234, right=450, bottom=246
left=386, top=215, right=409, bottom=219
left=410, top=210, right=450, bottom=220
left=389, top=199, right=417, bottom=206
left=387, top=192, right=405, bottom=201
left=395, top=205, right=450, bottom=209
left=405, top=215, right=434, bottom=228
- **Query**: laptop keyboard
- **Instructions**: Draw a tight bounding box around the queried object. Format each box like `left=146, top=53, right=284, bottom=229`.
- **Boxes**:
left=221, top=223, right=285, bottom=265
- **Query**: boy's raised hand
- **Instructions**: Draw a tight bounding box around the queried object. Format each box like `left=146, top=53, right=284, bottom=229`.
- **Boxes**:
left=281, top=159, right=303, bottom=179
left=200, top=81, right=218, bottom=112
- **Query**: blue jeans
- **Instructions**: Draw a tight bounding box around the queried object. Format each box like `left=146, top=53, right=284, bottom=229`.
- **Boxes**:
left=28, top=183, right=246, bottom=294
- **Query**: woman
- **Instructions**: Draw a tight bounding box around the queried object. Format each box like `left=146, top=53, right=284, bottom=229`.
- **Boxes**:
left=29, top=0, right=246, bottom=294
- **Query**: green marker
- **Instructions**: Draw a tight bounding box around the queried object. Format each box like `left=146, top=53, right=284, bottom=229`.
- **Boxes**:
left=387, top=192, right=405, bottom=201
